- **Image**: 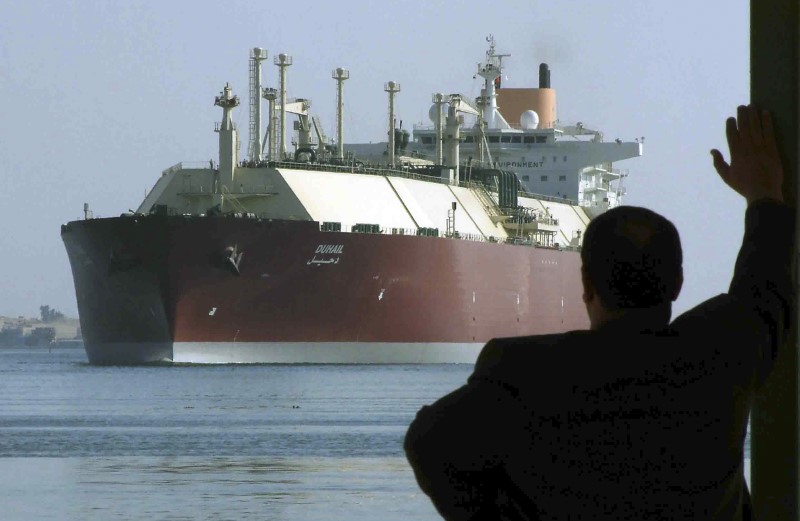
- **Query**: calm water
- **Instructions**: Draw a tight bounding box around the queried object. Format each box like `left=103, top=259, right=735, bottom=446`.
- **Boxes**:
left=0, top=347, right=752, bottom=521
left=0, top=347, right=469, bottom=521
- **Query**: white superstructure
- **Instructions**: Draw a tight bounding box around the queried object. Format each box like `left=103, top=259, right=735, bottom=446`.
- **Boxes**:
left=138, top=38, right=641, bottom=248
left=407, top=36, right=642, bottom=215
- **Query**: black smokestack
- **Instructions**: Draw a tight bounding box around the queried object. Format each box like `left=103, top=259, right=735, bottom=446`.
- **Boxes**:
left=539, top=63, right=551, bottom=89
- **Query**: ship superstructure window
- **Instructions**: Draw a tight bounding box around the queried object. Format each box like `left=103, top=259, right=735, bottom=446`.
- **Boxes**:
left=464, top=136, right=474, bottom=143
left=511, top=136, right=521, bottom=143
left=559, top=175, right=567, bottom=181
left=522, top=175, right=530, bottom=181
left=524, top=136, right=536, bottom=144
left=501, top=136, right=512, bottom=143
left=536, top=136, right=547, bottom=143
left=489, top=136, right=500, bottom=143
left=541, top=175, right=548, bottom=182
left=563, top=155, right=567, bottom=162
left=552, top=156, right=557, bottom=162
left=421, top=137, right=433, bottom=144
left=541, top=156, right=546, bottom=162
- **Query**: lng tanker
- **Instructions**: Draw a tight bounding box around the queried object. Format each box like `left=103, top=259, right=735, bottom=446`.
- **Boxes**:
left=61, top=37, right=641, bottom=364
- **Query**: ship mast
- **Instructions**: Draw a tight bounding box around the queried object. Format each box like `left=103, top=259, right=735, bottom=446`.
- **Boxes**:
left=275, top=53, right=293, bottom=160
left=262, top=87, right=278, bottom=160
left=432, top=93, right=446, bottom=165
left=384, top=81, right=400, bottom=168
left=214, top=83, right=240, bottom=192
left=476, top=34, right=511, bottom=130
left=332, top=68, right=350, bottom=161
left=444, top=94, right=463, bottom=183
left=247, top=48, right=268, bottom=163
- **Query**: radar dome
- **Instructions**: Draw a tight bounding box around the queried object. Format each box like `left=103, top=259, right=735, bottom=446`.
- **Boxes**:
left=428, top=103, right=448, bottom=122
left=520, top=110, right=540, bottom=130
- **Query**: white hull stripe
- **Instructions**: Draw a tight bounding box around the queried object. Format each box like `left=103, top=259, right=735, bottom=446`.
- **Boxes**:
left=172, top=341, right=484, bottom=364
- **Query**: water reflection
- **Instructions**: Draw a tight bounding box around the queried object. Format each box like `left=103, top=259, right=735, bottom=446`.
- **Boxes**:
left=1, top=456, right=432, bottom=521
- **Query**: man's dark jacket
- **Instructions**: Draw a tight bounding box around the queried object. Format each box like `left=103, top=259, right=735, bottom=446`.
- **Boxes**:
left=404, top=200, right=793, bottom=521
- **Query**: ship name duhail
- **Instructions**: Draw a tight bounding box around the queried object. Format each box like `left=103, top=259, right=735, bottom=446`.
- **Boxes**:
left=315, top=244, right=344, bottom=254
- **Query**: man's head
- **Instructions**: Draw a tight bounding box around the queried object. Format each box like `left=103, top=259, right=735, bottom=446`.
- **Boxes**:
left=580, top=206, right=683, bottom=328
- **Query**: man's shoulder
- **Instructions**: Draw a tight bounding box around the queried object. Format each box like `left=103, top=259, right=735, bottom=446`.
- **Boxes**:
left=671, top=293, right=763, bottom=334
left=483, top=330, right=589, bottom=352
left=474, top=331, right=591, bottom=375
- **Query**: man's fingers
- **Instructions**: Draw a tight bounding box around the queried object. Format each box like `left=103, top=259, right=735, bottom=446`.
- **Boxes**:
left=747, top=104, right=765, bottom=148
left=736, top=105, right=747, bottom=133
left=761, top=110, right=781, bottom=159
left=725, top=116, right=741, bottom=157
left=710, top=149, right=730, bottom=181
left=735, top=105, right=754, bottom=155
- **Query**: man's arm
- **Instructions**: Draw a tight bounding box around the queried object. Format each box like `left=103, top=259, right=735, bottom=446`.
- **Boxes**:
left=710, top=105, right=793, bottom=372
left=404, top=340, right=529, bottom=521
left=727, top=200, right=793, bottom=375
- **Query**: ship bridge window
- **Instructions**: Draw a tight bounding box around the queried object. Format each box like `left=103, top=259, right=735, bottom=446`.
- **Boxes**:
left=463, top=136, right=474, bottom=143
left=541, top=175, right=548, bottom=182
left=501, top=136, right=512, bottom=143
left=536, top=136, right=547, bottom=143
left=511, top=136, right=522, bottom=143
left=421, top=137, right=434, bottom=144
left=522, top=175, right=530, bottom=181
left=559, top=175, right=567, bottom=182
left=488, top=136, right=500, bottom=143
left=523, top=136, right=536, bottom=144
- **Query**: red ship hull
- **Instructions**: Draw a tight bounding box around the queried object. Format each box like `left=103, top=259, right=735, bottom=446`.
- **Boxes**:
left=62, top=215, right=588, bottom=364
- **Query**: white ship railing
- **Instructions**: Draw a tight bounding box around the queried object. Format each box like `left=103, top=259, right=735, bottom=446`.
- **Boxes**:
left=161, top=161, right=216, bottom=176
left=320, top=221, right=577, bottom=251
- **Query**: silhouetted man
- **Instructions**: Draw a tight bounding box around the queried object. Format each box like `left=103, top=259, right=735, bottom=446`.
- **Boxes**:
left=405, top=105, right=792, bottom=520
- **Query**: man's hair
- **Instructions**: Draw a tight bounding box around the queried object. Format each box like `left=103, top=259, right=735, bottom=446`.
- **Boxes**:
left=581, top=206, right=682, bottom=309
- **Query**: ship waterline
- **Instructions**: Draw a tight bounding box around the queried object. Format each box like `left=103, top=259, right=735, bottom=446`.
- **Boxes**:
left=175, top=341, right=486, bottom=364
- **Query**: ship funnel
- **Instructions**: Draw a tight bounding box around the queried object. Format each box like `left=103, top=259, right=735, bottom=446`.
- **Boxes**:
left=539, top=63, right=551, bottom=89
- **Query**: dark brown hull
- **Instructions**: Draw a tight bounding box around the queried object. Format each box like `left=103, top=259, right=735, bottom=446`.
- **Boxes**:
left=62, top=215, right=588, bottom=364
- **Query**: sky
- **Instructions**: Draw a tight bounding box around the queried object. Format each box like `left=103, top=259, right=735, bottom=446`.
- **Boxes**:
left=0, top=0, right=749, bottom=319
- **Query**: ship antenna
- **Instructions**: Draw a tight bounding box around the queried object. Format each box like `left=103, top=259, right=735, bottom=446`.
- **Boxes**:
left=486, top=34, right=495, bottom=58
left=247, top=48, right=268, bottom=163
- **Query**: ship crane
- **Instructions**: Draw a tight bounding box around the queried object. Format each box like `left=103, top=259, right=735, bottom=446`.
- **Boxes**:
left=442, top=93, right=490, bottom=182
left=278, top=98, right=317, bottom=160
left=560, top=122, right=604, bottom=142
left=311, top=115, right=332, bottom=160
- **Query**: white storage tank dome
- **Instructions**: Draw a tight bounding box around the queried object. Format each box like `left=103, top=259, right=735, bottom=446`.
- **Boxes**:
left=428, top=103, right=448, bottom=122
left=520, top=110, right=540, bottom=130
